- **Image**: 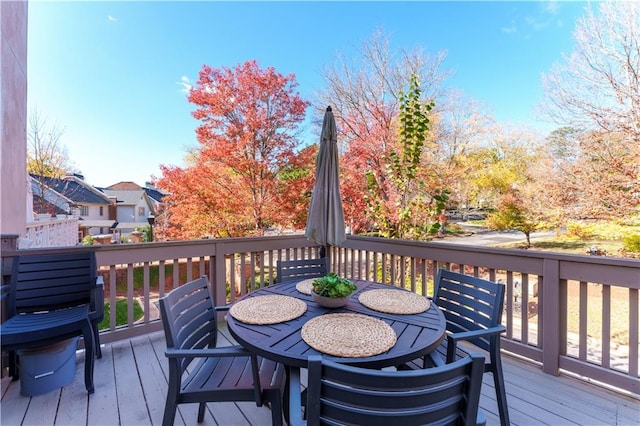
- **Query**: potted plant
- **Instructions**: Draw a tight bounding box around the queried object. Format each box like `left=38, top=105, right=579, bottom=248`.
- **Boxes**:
left=311, top=273, right=357, bottom=308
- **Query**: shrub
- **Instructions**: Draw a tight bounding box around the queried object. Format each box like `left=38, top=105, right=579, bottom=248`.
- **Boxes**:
left=622, top=233, right=640, bottom=253
left=82, top=235, right=94, bottom=245
left=566, top=222, right=596, bottom=239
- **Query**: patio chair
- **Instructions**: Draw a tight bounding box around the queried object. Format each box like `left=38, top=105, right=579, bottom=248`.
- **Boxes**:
left=0, top=251, right=104, bottom=394
left=158, top=276, right=286, bottom=426
left=276, top=257, right=328, bottom=282
left=398, top=269, right=510, bottom=426
left=289, top=353, right=486, bottom=426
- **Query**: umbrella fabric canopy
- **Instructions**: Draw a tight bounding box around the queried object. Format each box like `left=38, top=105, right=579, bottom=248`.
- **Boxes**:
left=305, top=106, right=346, bottom=251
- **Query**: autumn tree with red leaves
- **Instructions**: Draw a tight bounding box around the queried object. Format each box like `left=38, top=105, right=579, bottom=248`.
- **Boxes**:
left=157, top=60, right=310, bottom=239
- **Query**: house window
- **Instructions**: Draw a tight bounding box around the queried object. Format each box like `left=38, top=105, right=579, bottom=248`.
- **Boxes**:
left=99, top=206, right=104, bottom=216
left=80, top=205, right=89, bottom=216
left=138, top=207, right=145, bottom=217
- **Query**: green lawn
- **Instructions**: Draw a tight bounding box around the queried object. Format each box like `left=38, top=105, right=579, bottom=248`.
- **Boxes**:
left=98, top=298, right=143, bottom=330
left=483, top=219, right=639, bottom=257
left=496, top=237, right=624, bottom=256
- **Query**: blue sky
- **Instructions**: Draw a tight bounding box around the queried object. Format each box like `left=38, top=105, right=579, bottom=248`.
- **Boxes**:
left=27, top=1, right=588, bottom=188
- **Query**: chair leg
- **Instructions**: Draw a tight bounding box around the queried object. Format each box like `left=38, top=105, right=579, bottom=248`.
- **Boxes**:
left=162, top=401, right=178, bottom=426
left=8, top=351, right=18, bottom=381
left=197, top=402, right=207, bottom=422
left=82, top=323, right=95, bottom=394
left=92, top=322, right=102, bottom=359
left=269, top=392, right=283, bottom=426
left=491, top=354, right=510, bottom=426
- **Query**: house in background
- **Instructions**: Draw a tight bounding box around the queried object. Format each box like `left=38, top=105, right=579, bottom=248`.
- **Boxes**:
left=142, top=181, right=167, bottom=215
left=26, top=176, right=167, bottom=245
left=30, top=174, right=116, bottom=239
left=100, top=181, right=157, bottom=238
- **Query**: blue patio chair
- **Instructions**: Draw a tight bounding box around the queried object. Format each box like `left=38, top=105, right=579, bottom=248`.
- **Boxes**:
left=290, top=353, right=486, bottom=426
left=0, top=251, right=104, bottom=394
left=158, top=276, right=286, bottom=426
left=399, top=269, right=510, bottom=426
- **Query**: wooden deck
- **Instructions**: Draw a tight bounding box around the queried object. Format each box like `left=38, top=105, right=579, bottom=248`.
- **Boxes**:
left=2, top=328, right=638, bottom=426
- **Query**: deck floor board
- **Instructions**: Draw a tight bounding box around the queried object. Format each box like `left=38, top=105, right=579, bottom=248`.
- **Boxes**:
left=2, top=329, right=638, bottom=426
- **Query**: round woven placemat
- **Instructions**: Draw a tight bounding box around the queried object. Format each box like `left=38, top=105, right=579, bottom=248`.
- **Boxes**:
left=229, top=295, right=307, bottom=325
left=301, top=313, right=397, bottom=357
left=295, top=278, right=315, bottom=295
left=358, top=289, right=430, bottom=314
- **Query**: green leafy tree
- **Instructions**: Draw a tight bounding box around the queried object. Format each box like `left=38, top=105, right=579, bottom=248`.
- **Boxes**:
left=486, top=193, right=538, bottom=248
left=365, top=74, right=447, bottom=239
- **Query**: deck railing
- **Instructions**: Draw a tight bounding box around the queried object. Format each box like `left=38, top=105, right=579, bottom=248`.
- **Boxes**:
left=24, top=217, right=79, bottom=248
left=2, top=234, right=638, bottom=396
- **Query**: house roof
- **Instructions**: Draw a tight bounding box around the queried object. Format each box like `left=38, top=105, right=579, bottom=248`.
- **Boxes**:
left=144, top=187, right=167, bottom=203
left=107, top=181, right=142, bottom=190
left=100, top=189, right=148, bottom=206
left=79, top=219, right=118, bottom=228
left=32, top=196, right=68, bottom=215
left=115, top=222, right=145, bottom=230
left=31, top=174, right=112, bottom=205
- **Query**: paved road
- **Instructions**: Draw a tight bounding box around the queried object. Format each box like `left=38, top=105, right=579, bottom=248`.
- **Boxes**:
left=433, top=223, right=555, bottom=246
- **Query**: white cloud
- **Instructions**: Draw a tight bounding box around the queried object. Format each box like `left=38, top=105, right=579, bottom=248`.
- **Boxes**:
left=525, top=1, right=563, bottom=32
left=178, top=76, right=192, bottom=94
left=543, top=1, right=559, bottom=16
left=107, top=15, right=117, bottom=22
left=501, top=21, right=517, bottom=34
left=525, top=15, right=553, bottom=31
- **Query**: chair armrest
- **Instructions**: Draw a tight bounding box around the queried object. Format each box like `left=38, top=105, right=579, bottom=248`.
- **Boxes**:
left=446, top=325, right=506, bottom=362
left=288, top=367, right=306, bottom=426
left=449, top=325, right=506, bottom=344
left=165, top=345, right=252, bottom=359
left=215, top=304, right=232, bottom=313
left=0, top=284, right=9, bottom=302
left=91, top=276, right=105, bottom=321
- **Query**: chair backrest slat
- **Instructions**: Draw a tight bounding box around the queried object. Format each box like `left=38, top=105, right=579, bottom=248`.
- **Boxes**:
left=276, top=258, right=328, bottom=282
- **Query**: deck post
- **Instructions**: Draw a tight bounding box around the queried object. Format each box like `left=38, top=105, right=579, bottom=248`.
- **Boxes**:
left=541, top=258, right=561, bottom=375
left=214, top=248, right=226, bottom=321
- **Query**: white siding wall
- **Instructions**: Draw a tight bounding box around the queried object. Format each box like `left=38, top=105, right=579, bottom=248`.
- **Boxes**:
left=116, top=205, right=136, bottom=223
left=82, top=203, right=109, bottom=220
left=135, top=198, right=149, bottom=220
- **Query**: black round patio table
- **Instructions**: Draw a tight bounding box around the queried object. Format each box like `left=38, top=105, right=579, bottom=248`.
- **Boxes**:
left=226, top=279, right=447, bottom=369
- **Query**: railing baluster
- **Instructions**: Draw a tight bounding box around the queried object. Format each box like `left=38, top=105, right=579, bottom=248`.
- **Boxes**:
left=159, top=260, right=166, bottom=297
left=127, top=263, right=134, bottom=327
left=506, top=270, right=514, bottom=340
left=186, top=257, right=193, bottom=282
left=522, top=273, right=530, bottom=345
left=109, top=265, right=117, bottom=332
left=579, top=281, right=588, bottom=361
left=629, top=288, right=639, bottom=377
left=602, top=284, right=611, bottom=368
left=198, top=256, right=205, bottom=277
left=172, top=259, right=179, bottom=290
left=143, top=261, right=150, bottom=323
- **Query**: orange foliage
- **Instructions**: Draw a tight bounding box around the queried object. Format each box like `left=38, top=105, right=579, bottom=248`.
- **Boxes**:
left=157, top=60, right=310, bottom=239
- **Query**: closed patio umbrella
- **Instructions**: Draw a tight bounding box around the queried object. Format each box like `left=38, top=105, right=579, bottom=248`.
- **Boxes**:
left=305, top=106, right=346, bottom=257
